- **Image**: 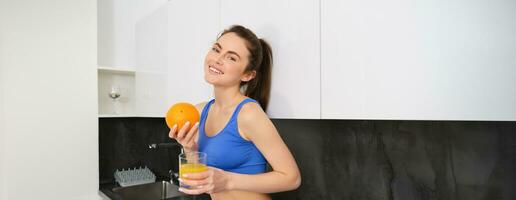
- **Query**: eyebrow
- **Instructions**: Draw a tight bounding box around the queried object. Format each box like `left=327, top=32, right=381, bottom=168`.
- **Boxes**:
left=214, top=43, right=241, bottom=59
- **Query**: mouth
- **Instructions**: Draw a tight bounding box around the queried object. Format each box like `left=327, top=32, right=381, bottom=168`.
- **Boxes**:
left=208, top=65, right=224, bottom=75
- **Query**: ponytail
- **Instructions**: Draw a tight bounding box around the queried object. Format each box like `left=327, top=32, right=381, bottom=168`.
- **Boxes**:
left=219, top=25, right=273, bottom=111
left=245, top=39, right=272, bottom=111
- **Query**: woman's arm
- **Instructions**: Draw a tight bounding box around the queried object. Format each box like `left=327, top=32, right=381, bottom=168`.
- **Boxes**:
left=179, top=102, right=301, bottom=194
left=230, top=102, right=301, bottom=192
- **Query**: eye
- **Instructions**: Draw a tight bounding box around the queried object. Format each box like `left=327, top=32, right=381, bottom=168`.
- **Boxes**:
left=229, top=57, right=237, bottom=62
left=211, top=47, right=220, bottom=53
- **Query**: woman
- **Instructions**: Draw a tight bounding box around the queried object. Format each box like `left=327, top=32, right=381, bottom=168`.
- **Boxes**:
left=169, top=25, right=301, bottom=200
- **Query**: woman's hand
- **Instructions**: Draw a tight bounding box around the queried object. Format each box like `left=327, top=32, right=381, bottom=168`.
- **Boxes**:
left=178, top=167, right=232, bottom=195
left=169, top=121, right=199, bottom=152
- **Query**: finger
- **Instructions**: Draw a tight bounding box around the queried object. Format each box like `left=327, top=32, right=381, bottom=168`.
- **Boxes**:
left=178, top=178, right=208, bottom=187
left=183, top=170, right=211, bottom=180
left=185, top=131, right=198, bottom=148
left=168, top=124, right=178, bottom=139
left=176, top=121, right=191, bottom=140
left=205, top=185, right=215, bottom=194
left=183, top=122, right=199, bottom=144
left=178, top=187, right=206, bottom=195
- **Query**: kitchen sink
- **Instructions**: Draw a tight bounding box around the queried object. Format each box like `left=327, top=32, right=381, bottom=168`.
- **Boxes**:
left=111, top=181, right=185, bottom=200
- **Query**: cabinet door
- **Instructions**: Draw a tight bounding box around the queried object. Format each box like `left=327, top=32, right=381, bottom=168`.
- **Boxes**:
left=136, top=0, right=219, bottom=116
left=166, top=0, right=219, bottom=108
left=322, top=0, right=516, bottom=120
left=220, top=0, right=320, bottom=119
left=135, top=5, right=169, bottom=116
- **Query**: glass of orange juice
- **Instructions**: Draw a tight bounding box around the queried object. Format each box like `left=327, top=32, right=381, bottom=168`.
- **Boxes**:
left=179, top=151, right=207, bottom=189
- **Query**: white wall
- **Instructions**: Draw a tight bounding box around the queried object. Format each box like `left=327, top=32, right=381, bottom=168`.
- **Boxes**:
left=0, top=49, right=5, bottom=199
left=98, top=0, right=168, bottom=67
left=0, top=0, right=99, bottom=199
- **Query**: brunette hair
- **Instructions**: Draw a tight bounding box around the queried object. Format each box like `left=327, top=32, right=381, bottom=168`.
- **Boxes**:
left=219, top=25, right=273, bottom=111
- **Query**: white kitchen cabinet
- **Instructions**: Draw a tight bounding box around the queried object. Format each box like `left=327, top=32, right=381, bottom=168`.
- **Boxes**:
left=98, top=0, right=168, bottom=68
left=135, top=0, right=218, bottom=117
left=97, top=0, right=138, bottom=67
left=220, top=0, right=320, bottom=119
left=135, top=5, right=169, bottom=117
left=321, top=0, right=516, bottom=120
left=136, top=0, right=320, bottom=118
left=98, top=0, right=169, bottom=117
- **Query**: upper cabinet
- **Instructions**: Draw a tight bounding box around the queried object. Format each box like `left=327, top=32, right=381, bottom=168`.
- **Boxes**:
left=128, top=0, right=516, bottom=120
left=98, top=0, right=168, bottom=117
left=135, top=0, right=320, bottom=118
left=98, top=0, right=168, bottom=67
left=321, top=0, right=516, bottom=120
left=165, top=0, right=218, bottom=106
left=135, top=5, right=169, bottom=117
left=220, top=0, right=321, bottom=119
left=135, top=0, right=218, bottom=117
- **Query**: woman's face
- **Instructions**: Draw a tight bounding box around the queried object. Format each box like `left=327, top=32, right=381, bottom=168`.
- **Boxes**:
left=204, top=32, right=255, bottom=87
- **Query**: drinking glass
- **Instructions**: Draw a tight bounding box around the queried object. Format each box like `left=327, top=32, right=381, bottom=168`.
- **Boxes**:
left=179, top=151, right=207, bottom=189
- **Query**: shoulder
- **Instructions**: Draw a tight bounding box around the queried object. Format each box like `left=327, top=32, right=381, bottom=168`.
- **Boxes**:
left=237, top=100, right=275, bottom=141
left=238, top=100, right=268, bottom=126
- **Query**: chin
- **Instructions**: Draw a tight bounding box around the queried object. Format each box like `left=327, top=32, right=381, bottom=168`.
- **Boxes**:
left=204, top=73, right=217, bottom=85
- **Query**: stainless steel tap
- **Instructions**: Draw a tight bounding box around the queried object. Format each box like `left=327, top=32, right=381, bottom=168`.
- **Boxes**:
left=148, top=142, right=182, bottom=149
left=148, top=142, right=182, bottom=186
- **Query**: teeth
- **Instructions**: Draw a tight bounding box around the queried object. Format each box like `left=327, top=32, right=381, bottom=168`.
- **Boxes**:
left=209, top=66, right=223, bottom=74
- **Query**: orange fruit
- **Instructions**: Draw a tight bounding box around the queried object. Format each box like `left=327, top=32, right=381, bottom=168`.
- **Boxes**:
left=165, top=102, right=200, bottom=131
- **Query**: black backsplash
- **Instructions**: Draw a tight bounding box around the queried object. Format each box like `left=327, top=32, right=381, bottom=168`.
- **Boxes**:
left=99, top=117, right=182, bottom=184
left=99, top=118, right=516, bottom=200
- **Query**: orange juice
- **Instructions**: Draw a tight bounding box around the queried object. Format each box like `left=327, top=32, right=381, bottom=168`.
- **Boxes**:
left=179, top=163, right=207, bottom=178
left=178, top=151, right=207, bottom=189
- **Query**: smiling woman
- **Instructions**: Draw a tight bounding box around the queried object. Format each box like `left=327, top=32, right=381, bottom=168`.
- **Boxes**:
left=168, top=25, right=301, bottom=200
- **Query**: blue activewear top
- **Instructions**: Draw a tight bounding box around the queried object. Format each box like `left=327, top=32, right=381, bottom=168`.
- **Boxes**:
left=198, top=98, right=267, bottom=174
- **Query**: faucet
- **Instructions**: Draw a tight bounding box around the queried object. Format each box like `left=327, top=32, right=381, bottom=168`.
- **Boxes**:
left=148, top=142, right=182, bottom=150
left=148, top=142, right=182, bottom=186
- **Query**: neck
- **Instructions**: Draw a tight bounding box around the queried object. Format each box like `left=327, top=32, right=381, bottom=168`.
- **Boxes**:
left=213, top=84, right=245, bottom=109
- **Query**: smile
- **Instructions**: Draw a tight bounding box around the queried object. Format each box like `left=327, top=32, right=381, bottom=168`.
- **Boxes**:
left=209, top=66, right=224, bottom=75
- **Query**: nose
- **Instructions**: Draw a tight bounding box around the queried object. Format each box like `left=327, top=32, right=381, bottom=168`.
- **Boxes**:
left=215, top=54, right=224, bottom=65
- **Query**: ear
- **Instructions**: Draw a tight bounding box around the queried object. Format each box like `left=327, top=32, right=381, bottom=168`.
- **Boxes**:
left=241, top=70, right=256, bottom=82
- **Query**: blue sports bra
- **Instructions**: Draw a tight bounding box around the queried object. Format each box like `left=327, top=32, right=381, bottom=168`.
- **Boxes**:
left=198, top=98, right=267, bottom=174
